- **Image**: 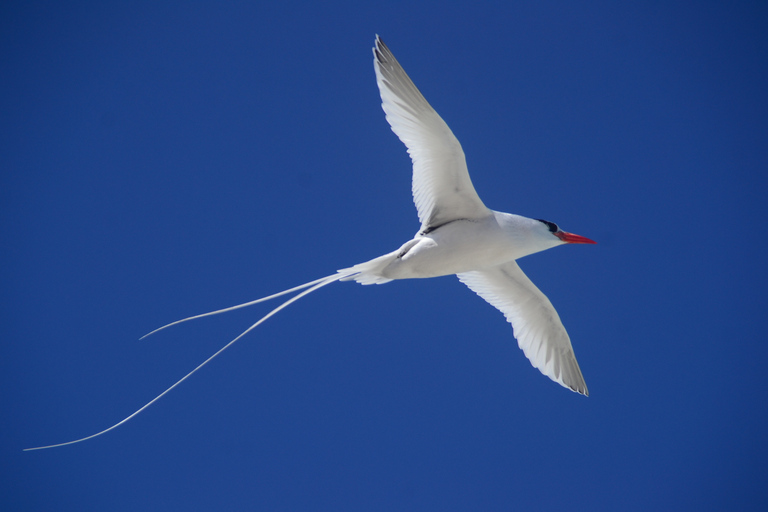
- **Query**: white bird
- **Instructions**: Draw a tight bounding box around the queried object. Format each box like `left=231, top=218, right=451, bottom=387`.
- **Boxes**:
left=25, top=36, right=595, bottom=451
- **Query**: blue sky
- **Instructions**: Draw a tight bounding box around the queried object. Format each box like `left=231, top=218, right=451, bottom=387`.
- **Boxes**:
left=2, top=1, right=767, bottom=510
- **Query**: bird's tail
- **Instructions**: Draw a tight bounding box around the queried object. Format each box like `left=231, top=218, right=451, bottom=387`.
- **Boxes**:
left=24, top=256, right=397, bottom=451
left=337, top=250, right=398, bottom=285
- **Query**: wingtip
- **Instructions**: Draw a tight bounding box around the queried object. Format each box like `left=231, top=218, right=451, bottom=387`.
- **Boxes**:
left=373, top=35, right=390, bottom=59
left=567, top=379, right=589, bottom=396
left=565, top=373, right=589, bottom=396
left=372, top=35, right=381, bottom=60
left=560, top=383, right=588, bottom=396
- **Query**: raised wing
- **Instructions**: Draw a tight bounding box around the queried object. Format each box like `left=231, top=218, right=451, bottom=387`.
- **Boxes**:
left=373, top=36, right=490, bottom=232
left=457, top=261, right=588, bottom=395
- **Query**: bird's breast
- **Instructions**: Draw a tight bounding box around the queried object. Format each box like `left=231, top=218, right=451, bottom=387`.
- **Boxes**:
left=380, top=217, right=525, bottom=280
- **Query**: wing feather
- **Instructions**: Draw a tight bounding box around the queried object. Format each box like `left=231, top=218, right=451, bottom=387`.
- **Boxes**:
left=457, top=261, right=588, bottom=395
left=373, top=36, right=490, bottom=231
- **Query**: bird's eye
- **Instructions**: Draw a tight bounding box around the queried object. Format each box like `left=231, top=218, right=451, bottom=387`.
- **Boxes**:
left=535, top=219, right=559, bottom=233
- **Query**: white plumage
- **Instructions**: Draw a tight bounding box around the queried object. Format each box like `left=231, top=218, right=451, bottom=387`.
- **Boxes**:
left=373, top=36, right=490, bottom=230
left=26, top=36, right=595, bottom=451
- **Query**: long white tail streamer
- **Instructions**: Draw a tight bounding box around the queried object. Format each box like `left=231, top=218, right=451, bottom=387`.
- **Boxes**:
left=24, top=272, right=353, bottom=451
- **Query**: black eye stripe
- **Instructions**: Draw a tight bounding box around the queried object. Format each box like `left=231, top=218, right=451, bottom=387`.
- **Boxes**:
left=535, top=219, right=559, bottom=233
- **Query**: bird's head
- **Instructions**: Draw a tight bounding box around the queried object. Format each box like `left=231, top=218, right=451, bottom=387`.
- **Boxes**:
left=535, top=219, right=597, bottom=246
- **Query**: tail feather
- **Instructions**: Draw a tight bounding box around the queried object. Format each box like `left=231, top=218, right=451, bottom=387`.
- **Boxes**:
left=140, top=274, right=338, bottom=339
left=25, top=269, right=358, bottom=451
left=25, top=248, right=406, bottom=450
left=338, top=250, right=399, bottom=285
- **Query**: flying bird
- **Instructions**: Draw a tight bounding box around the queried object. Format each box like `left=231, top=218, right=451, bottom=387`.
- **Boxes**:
left=26, top=36, right=595, bottom=451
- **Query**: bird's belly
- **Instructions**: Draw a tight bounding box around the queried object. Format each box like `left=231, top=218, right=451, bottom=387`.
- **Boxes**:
left=380, top=219, right=521, bottom=279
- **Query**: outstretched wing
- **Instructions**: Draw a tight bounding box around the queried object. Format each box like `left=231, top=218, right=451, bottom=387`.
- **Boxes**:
left=457, top=261, right=588, bottom=395
left=373, top=36, right=490, bottom=232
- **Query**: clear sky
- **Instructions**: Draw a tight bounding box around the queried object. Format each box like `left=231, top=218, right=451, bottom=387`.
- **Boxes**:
left=3, top=1, right=767, bottom=510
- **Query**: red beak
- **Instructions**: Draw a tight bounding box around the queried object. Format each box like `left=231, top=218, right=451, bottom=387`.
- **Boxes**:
left=555, top=231, right=597, bottom=244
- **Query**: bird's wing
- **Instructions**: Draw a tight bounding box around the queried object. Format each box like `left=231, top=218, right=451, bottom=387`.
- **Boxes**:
left=373, top=36, right=490, bottom=232
left=457, top=261, right=588, bottom=395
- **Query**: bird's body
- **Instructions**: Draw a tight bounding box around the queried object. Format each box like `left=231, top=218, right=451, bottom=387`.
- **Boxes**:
left=341, top=37, right=595, bottom=395
left=346, top=212, right=560, bottom=283
left=25, top=36, right=595, bottom=451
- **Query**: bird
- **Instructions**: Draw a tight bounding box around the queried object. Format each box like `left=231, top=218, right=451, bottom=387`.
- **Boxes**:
left=25, top=36, right=595, bottom=451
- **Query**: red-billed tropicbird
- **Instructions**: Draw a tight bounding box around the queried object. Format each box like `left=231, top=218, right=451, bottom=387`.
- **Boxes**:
left=25, top=36, right=595, bottom=451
